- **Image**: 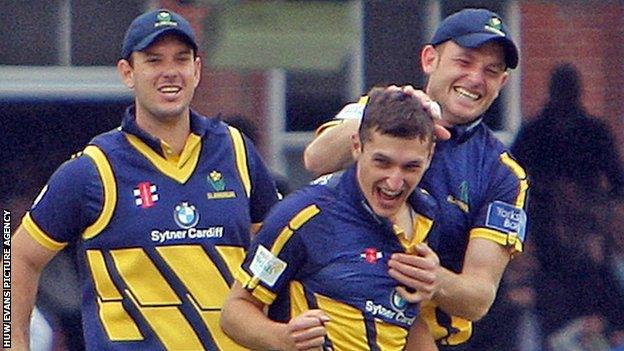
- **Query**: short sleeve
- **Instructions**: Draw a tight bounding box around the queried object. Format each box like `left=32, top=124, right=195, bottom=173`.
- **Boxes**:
left=314, top=96, right=369, bottom=136
left=23, top=154, right=103, bottom=250
left=237, top=195, right=321, bottom=305
left=470, top=151, right=529, bottom=254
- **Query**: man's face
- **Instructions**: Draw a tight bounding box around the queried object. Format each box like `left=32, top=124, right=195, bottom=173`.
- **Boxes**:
left=352, top=130, right=433, bottom=219
left=422, top=40, right=508, bottom=125
left=118, top=34, right=201, bottom=123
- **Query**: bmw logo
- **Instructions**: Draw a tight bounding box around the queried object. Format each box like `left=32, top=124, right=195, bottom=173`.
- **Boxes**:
left=391, top=289, right=408, bottom=311
left=174, top=202, right=200, bottom=229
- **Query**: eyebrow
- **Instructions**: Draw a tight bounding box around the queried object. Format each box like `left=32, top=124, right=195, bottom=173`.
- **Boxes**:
left=372, top=152, right=426, bottom=165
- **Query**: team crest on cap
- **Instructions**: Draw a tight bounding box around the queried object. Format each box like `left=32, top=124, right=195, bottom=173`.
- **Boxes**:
left=207, top=170, right=236, bottom=199
left=174, top=201, right=199, bottom=229
left=155, top=11, right=178, bottom=28
left=485, top=16, right=505, bottom=37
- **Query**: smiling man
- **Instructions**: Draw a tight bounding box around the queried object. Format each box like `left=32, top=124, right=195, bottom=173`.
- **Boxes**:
left=303, top=8, right=529, bottom=350
left=11, top=9, right=278, bottom=350
left=220, top=87, right=442, bottom=351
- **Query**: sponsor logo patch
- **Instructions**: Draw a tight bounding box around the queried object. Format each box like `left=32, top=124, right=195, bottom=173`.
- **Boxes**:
left=390, top=289, right=408, bottom=311
left=365, top=288, right=415, bottom=325
left=249, top=245, right=287, bottom=287
left=310, top=173, right=334, bottom=186
left=446, top=195, right=469, bottom=213
left=174, top=202, right=200, bottom=229
left=150, top=227, right=223, bottom=244
left=485, top=201, right=527, bottom=241
left=335, top=101, right=366, bottom=120
left=360, top=248, right=382, bottom=264
left=133, top=182, right=159, bottom=208
left=207, top=170, right=236, bottom=199
left=446, top=181, right=470, bottom=213
left=149, top=202, right=223, bottom=243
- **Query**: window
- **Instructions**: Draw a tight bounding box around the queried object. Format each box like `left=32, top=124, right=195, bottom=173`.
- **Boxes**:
left=208, top=1, right=364, bottom=189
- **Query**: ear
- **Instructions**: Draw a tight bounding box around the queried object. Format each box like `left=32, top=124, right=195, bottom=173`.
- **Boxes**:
left=117, top=59, right=135, bottom=89
left=351, top=133, right=362, bottom=160
left=424, top=142, right=436, bottom=170
left=490, top=71, right=509, bottom=100
left=193, top=56, right=202, bottom=88
left=421, top=45, right=439, bottom=75
left=499, top=71, right=509, bottom=88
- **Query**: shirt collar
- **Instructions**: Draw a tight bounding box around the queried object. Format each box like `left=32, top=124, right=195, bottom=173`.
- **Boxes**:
left=448, top=117, right=482, bottom=143
left=120, top=105, right=211, bottom=156
left=337, top=165, right=431, bottom=245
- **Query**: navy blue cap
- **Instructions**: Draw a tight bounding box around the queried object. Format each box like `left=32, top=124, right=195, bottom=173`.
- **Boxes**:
left=429, top=8, right=519, bottom=69
left=121, top=9, right=198, bottom=59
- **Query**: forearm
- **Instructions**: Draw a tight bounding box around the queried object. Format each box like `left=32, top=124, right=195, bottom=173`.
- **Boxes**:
left=432, top=266, right=497, bottom=321
left=435, top=238, right=511, bottom=320
left=11, top=226, right=57, bottom=350
left=12, top=255, right=43, bottom=349
left=303, top=119, right=359, bottom=176
left=221, top=289, right=289, bottom=350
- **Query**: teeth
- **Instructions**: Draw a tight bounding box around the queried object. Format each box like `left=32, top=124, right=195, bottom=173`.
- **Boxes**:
left=455, top=87, right=479, bottom=100
left=380, top=188, right=401, bottom=197
left=160, top=86, right=180, bottom=93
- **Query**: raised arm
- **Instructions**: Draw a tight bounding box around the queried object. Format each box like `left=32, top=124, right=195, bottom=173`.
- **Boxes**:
left=303, top=119, right=359, bottom=177
left=12, top=225, right=59, bottom=350
left=431, top=239, right=510, bottom=319
left=220, top=282, right=329, bottom=351
left=304, top=86, right=449, bottom=177
left=390, top=238, right=511, bottom=321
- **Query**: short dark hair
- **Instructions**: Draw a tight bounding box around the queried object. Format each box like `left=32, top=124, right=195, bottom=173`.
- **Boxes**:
left=358, top=87, right=435, bottom=146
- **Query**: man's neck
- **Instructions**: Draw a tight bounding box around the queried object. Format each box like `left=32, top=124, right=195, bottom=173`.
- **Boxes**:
left=390, top=204, right=414, bottom=240
left=135, top=110, right=191, bottom=156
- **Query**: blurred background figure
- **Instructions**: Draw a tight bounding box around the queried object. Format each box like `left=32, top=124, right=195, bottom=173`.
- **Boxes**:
left=513, top=63, right=624, bottom=198
left=512, top=63, right=624, bottom=348
left=548, top=315, right=610, bottom=351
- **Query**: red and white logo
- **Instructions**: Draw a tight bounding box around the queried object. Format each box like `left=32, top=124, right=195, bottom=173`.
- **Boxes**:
left=361, top=248, right=383, bottom=264
left=133, top=182, right=159, bottom=208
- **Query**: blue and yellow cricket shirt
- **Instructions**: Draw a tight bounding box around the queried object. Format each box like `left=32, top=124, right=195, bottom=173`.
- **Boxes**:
left=238, top=165, right=437, bottom=351
left=323, top=99, right=529, bottom=346
left=22, top=106, right=279, bottom=350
